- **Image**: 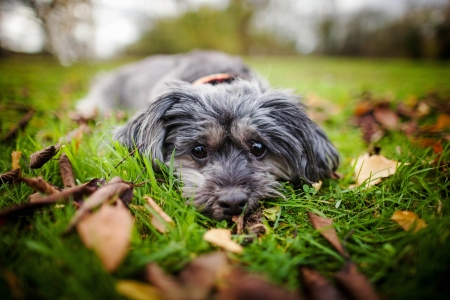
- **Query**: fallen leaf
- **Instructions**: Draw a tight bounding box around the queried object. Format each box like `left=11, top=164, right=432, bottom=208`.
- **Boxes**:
left=300, top=267, right=346, bottom=300
left=334, top=262, right=380, bottom=300
left=232, top=214, right=245, bottom=235
left=29, top=144, right=60, bottom=169
left=66, top=177, right=131, bottom=232
left=435, top=113, right=450, bottom=131
left=352, top=153, right=399, bottom=187
left=59, top=153, right=76, bottom=188
left=217, top=269, right=299, bottom=300
left=244, top=209, right=266, bottom=236
left=307, top=212, right=349, bottom=258
left=0, top=169, right=20, bottom=186
left=203, top=229, right=243, bottom=253
left=354, top=101, right=373, bottom=117
left=373, top=104, right=399, bottom=130
left=0, top=184, right=97, bottom=223
left=145, top=263, right=184, bottom=300
left=391, top=210, right=427, bottom=233
left=312, top=180, right=322, bottom=192
left=1, top=110, right=34, bottom=142
left=262, top=206, right=280, bottom=222
left=179, top=252, right=230, bottom=299
left=20, top=177, right=59, bottom=195
left=76, top=201, right=133, bottom=272
left=358, top=114, right=385, bottom=143
left=144, top=196, right=174, bottom=233
left=11, top=151, right=22, bottom=170
left=116, top=280, right=162, bottom=300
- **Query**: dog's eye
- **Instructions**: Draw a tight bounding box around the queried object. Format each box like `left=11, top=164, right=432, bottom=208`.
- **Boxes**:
left=250, top=141, right=266, bottom=158
left=192, top=145, right=208, bottom=159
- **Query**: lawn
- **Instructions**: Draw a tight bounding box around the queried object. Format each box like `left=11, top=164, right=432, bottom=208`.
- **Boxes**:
left=0, top=54, right=449, bottom=299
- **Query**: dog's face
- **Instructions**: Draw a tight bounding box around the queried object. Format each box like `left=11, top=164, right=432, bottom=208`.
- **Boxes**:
left=115, top=80, right=339, bottom=220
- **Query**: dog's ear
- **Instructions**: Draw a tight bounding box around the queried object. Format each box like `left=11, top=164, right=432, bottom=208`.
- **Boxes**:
left=259, top=91, right=339, bottom=184
left=114, top=87, right=183, bottom=165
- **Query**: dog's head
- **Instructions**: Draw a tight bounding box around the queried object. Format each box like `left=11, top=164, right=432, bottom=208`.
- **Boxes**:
left=115, top=80, right=339, bottom=220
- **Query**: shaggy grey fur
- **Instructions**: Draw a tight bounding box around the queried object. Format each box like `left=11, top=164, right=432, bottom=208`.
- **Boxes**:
left=77, top=50, right=339, bottom=221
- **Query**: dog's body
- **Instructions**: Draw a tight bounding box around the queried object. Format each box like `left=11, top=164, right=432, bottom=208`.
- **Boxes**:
left=77, top=51, right=339, bottom=220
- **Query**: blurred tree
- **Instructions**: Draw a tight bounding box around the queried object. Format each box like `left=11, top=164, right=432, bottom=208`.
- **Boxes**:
left=126, top=0, right=297, bottom=56
left=0, top=0, right=94, bottom=64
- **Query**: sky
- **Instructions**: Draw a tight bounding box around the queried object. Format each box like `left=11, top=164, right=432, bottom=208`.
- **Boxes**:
left=0, top=0, right=448, bottom=58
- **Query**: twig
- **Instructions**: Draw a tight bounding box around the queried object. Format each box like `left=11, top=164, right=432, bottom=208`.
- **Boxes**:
left=107, top=143, right=144, bottom=178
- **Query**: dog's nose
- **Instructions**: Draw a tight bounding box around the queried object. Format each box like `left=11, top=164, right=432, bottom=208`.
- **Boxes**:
left=218, top=191, right=248, bottom=215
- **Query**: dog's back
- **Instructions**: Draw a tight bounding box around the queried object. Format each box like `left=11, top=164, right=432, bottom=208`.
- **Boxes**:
left=76, top=51, right=266, bottom=117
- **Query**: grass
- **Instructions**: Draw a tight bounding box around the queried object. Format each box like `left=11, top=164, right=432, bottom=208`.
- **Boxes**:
left=0, top=54, right=449, bottom=299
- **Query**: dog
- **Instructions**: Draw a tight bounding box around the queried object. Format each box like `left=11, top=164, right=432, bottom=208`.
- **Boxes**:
left=77, top=50, right=339, bottom=221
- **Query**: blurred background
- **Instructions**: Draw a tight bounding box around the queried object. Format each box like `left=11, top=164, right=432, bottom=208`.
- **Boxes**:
left=0, top=0, right=449, bottom=64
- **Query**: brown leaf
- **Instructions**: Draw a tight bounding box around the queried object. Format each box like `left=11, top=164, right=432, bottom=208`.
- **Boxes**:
left=76, top=201, right=133, bottom=272
left=116, top=280, right=162, bottom=300
left=20, top=177, right=59, bottom=195
left=66, top=177, right=131, bottom=232
left=217, top=269, right=300, bottom=300
left=354, top=101, right=373, bottom=117
left=401, top=120, right=419, bottom=136
left=244, top=209, right=266, bottom=236
left=144, top=196, right=174, bottom=233
left=59, top=154, right=76, bottom=188
left=11, top=151, right=22, bottom=170
left=179, top=252, right=230, bottom=299
left=352, top=153, right=399, bottom=187
left=435, top=113, right=450, bottom=131
left=391, top=210, right=427, bottom=233
left=359, top=114, right=384, bottom=143
left=29, top=144, right=60, bottom=169
left=307, top=213, right=349, bottom=258
left=59, top=124, right=90, bottom=147
left=0, top=184, right=97, bottom=223
left=203, top=229, right=243, bottom=253
left=373, top=104, right=399, bottom=130
left=145, top=263, right=184, bottom=300
left=232, top=214, right=245, bottom=235
left=0, top=169, right=20, bottom=186
left=334, top=262, right=380, bottom=300
left=300, top=267, right=345, bottom=300
left=1, top=110, right=34, bottom=142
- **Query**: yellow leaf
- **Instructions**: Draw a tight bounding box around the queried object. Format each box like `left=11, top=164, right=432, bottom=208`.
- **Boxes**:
left=352, top=153, right=399, bottom=187
left=203, top=229, right=243, bottom=253
left=116, top=280, right=162, bottom=300
left=262, top=206, right=280, bottom=221
left=312, top=180, right=322, bottom=192
left=77, top=201, right=133, bottom=271
left=391, top=210, right=427, bottom=233
left=11, top=151, right=22, bottom=170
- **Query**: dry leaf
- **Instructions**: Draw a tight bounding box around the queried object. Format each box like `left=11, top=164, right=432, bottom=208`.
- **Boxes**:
left=179, top=252, right=230, bottom=299
left=352, top=153, right=399, bottom=187
left=334, top=262, right=380, bottom=300
left=144, top=196, right=174, bottom=233
left=300, top=267, right=346, bottom=300
left=203, top=229, right=243, bottom=253
left=116, top=280, right=162, bottom=300
left=373, top=105, right=399, bottom=130
left=66, top=177, right=131, bottom=232
left=391, top=210, right=427, bottom=233
left=354, top=101, right=373, bottom=117
left=11, top=151, right=22, bottom=170
left=20, top=177, right=59, bottom=195
left=312, top=181, right=322, bottom=192
left=0, top=169, right=20, bottom=186
left=232, top=214, right=245, bottom=235
left=145, top=263, right=184, bottom=300
left=76, top=201, right=133, bottom=272
left=217, top=269, right=299, bottom=300
left=59, top=153, right=76, bottom=188
left=244, top=210, right=267, bottom=236
left=435, top=113, right=450, bottom=130
left=358, top=114, right=385, bottom=143
left=29, top=144, right=60, bottom=169
left=307, top=212, right=349, bottom=258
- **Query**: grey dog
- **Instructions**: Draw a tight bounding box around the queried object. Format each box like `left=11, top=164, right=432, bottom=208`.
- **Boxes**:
left=77, top=50, right=339, bottom=221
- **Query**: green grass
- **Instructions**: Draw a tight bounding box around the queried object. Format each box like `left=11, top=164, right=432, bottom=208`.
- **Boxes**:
left=1, top=54, right=449, bottom=299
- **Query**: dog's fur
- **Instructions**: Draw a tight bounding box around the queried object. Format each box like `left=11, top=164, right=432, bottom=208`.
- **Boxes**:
left=77, top=51, right=339, bottom=221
